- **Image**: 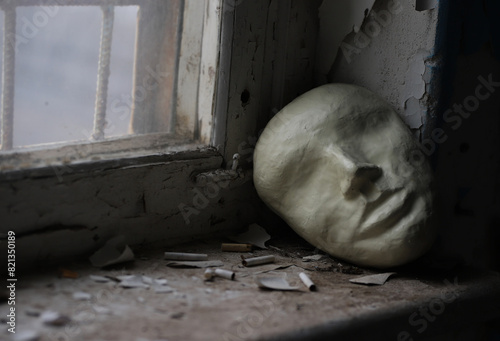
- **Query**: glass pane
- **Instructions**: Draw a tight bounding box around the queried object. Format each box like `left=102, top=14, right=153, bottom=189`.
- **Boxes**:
left=105, top=7, right=137, bottom=138
left=5, top=6, right=137, bottom=148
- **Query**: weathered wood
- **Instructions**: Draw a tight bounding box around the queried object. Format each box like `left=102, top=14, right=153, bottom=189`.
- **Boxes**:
left=130, top=0, right=183, bottom=134
left=175, top=0, right=204, bottom=139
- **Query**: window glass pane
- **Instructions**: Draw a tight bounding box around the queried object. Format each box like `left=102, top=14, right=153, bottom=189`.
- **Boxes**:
left=104, top=6, right=137, bottom=138
left=5, top=6, right=137, bottom=148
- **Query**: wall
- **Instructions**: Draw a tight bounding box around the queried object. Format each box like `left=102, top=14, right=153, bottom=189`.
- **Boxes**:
left=315, top=0, right=500, bottom=269
left=318, top=0, right=440, bottom=138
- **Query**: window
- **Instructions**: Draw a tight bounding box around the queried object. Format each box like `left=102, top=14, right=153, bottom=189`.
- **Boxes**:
left=0, top=0, right=220, bottom=170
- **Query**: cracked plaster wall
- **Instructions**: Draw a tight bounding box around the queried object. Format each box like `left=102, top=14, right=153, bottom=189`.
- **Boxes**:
left=316, top=0, right=440, bottom=138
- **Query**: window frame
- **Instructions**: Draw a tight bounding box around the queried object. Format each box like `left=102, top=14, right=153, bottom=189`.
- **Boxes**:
left=0, top=0, right=220, bottom=160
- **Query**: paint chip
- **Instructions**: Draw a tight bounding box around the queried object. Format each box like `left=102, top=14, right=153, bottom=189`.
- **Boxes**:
left=255, top=277, right=300, bottom=291
left=302, top=254, right=325, bottom=262
left=89, top=235, right=135, bottom=268
left=72, top=292, right=92, bottom=301
left=13, top=331, right=40, bottom=341
left=229, top=223, right=270, bottom=249
left=349, top=272, right=396, bottom=285
left=40, top=311, right=71, bottom=326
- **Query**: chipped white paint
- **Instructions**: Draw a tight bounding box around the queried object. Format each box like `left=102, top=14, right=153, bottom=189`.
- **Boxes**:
left=198, top=0, right=223, bottom=144
left=324, top=0, right=440, bottom=134
left=175, top=0, right=205, bottom=138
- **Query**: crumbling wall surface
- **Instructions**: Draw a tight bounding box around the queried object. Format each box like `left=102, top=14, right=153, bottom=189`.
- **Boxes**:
left=318, top=0, right=440, bottom=135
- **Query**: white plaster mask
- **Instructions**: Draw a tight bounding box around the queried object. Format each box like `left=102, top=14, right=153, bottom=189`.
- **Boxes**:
left=253, top=84, right=435, bottom=268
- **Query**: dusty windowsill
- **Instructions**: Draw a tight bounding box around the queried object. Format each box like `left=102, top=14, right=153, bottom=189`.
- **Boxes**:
left=2, top=237, right=500, bottom=341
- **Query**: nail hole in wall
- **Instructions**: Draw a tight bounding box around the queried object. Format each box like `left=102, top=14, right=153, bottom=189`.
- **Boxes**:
left=241, top=89, right=250, bottom=106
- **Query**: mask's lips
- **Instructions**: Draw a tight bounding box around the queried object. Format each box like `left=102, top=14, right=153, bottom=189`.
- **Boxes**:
left=357, top=188, right=415, bottom=240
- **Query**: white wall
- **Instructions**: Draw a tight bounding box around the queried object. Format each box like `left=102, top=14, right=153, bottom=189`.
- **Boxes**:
left=317, top=0, right=440, bottom=135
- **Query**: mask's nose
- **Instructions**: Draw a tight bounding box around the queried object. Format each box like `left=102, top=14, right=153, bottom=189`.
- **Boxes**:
left=341, top=164, right=382, bottom=199
left=325, top=145, right=382, bottom=199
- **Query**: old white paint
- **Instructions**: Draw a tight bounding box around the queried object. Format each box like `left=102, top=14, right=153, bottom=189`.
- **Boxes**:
left=323, top=0, right=440, bottom=137
left=175, top=0, right=205, bottom=138
left=198, top=0, right=223, bottom=144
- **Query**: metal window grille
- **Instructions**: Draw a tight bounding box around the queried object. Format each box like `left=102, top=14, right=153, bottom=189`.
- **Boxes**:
left=0, top=0, right=183, bottom=151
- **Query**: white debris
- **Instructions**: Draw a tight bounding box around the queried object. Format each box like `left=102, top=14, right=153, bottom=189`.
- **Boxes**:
left=349, top=272, right=397, bottom=286
left=93, top=305, right=112, bottom=315
left=40, top=310, right=71, bottom=326
left=302, top=254, right=325, bottom=262
left=119, top=275, right=150, bottom=289
left=72, top=292, right=92, bottom=301
left=13, top=331, right=40, bottom=341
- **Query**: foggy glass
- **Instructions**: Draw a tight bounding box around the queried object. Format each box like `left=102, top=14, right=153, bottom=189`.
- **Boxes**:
left=0, top=6, right=138, bottom=147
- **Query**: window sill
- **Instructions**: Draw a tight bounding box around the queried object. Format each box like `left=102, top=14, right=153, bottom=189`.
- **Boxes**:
left=6, top=238, right=500, bottom=341
left=0, top=133, right=207, bottom=179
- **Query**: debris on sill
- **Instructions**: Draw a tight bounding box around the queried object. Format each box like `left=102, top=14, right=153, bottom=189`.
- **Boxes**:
left=204, top=268, right=236, bottom=281
left=10, top=231, right=489, bottom=341
left=255, top=276, right=300, bottom=291
left=89, top=274, right=112, bottom=282
left=349, top=272, right=397, bottom=286
left=72, top=291, right=92, bottom=300
left=229, top=223, right=271, bottom=249
left=302, top=254, right=325, bottom=262
left=118, top=275, right=151, bottom=289
left=40, top=310, right=71, bottom=326
left=166, top=260, right=224, bottom=268
left=299, top=272, right=316, bottom=291
left=13, top=330, right=40, bottom=341
left=58, top=268, right=79, bottom=279
left=89, top=235, right=135, bottom=268
left=164, top=252, right=208, bottom=261
left=241, top=255, right=275, bottom=267
left=221, top=243, right=253, bottom=252
left=195, top=168, right=242, bottom=187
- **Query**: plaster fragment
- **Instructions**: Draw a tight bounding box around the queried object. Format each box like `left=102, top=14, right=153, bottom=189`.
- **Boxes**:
left=72, top=291, right=92, bottom=301
left=118, top=275, right=150, bottom=289
left=89, top=235, right=135, bottom=268
left=13, top=331, right=40, bottom=341
left=89, top=274, right=111, bottom=282
left=404, top=96, right=423, bottom=129
left=255, top=276, right=300, bottom=291
left=229, top=223, right=270, bottom=249
left=349, top=272, right=397, bottom=285
left=93, top=306, right=112, bottom=315
left=302, top=254, right=325, bottom=262
left=40, top=310, right=71, bottom=326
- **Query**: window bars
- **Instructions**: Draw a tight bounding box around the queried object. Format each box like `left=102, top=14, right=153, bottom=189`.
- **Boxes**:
left=0, top=0, right=182, bottom=151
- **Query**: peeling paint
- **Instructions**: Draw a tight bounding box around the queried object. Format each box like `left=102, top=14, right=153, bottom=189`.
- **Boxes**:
left=402, top=50, right=428, bottom=108
left=404, top=96, right=424, bottom=129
